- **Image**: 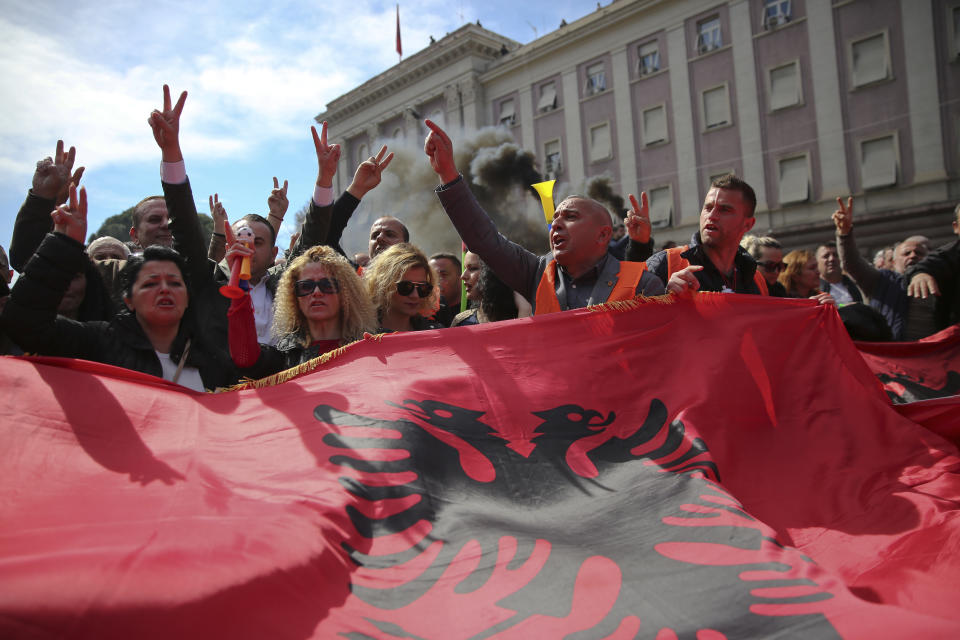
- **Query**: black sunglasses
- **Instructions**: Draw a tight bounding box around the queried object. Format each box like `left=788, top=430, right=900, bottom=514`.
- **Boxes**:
left=757, top=261, right=786, bottom=272
left=395, top=280, right=432, bottom=297
left=294, top=277, right=340, bottom=297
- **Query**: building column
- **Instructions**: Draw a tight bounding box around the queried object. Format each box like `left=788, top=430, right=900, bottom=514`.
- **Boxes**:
left=729, top=0, right=768, bottom=212
left=517, top=85, right=536, bottom=153
left=561, top=69, right=585, bottom=184
left=611, top=44, right=638, bottom=198
left=666, top=22, right=698, bottom=226
left=901, top=0, right=946, bottom=183
left=807, top=0, right=850, bottom=199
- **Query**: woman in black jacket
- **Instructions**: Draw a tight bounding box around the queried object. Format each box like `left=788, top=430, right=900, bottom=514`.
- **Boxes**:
left=2, top=185, right=236, bottom=391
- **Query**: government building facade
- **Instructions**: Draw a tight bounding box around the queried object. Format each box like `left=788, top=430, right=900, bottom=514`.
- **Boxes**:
left=317, top=0, right=960, bottom=254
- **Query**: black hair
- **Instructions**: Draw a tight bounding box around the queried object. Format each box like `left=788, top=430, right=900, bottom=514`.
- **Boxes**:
left=429, top=252, right=462, bottom=272
left=839, top=303, right=893, bottom=342
left=76, top=254, right=115, bottom=321
left=478, top=263, right=518, bottom=322
left=710, top=173, right=757, bottom=217
left=238, top=214, right=277, bottom=246
left=119, top=245, right=190, bottom=302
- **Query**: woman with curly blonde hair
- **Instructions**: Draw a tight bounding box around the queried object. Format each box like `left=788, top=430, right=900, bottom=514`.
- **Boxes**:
left=364, top=243, right=443, bottom=332
left=227, top=244, right=376, bottom=377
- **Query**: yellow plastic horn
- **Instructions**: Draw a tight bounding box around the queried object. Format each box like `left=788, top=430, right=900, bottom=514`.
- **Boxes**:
left=531, top=180, right=556, bottom=225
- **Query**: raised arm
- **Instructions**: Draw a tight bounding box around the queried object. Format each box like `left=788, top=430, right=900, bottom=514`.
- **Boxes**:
left=10, top=141, right=85, bottom=271
left=2, top=185, right=102, bottom=358
left=833, top=196, right=881, bottom=298
left=149, top=84, right=210, bottom=280
left=425, top=119, right=541, bottom=300
left=624, top=192, right=655, bottom=262
left=266, top=177, right=289, bottom=236
left=207, top=193, right=228, bottom=262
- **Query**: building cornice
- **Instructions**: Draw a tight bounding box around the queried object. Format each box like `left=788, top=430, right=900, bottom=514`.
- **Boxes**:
left=316, top=24, right=518, bottom=124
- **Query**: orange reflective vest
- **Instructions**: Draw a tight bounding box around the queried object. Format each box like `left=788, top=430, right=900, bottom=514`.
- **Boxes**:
left=664, top=246, right=768, bottom=295
left=534, top=260, right=648, bottom=315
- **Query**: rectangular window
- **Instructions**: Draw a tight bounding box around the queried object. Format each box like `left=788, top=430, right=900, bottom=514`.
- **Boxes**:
left=702, top=85, right=730, bottom=129
left=763, top=0, right=791, bottom=29
left=778, top=155, right=809, bottom=204
left=769, top=61, right=801, bottom=111
left=537, top=82, right=557, bottom=112
left=860, top=135, right=897, bottom=189
left=498, top=98, right=516, bottom=126
left=544, top=139, right=562, bottom=177
left=697, top=17, right=722, bottom=54
left=586, top=63, right=606, bottom=95
left=649, top=186, right=673, bottom=229
left=642, top=105, right=668, bottom=146
left=638, top=42, right=660, bottom=76
left=850, top=32, right=891, bottom=87
left=589, top=123, right=612, bottom=162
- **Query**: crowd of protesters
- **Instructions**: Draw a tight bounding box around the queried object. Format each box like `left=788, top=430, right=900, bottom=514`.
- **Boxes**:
left=1, top=84, right=957, bottom=391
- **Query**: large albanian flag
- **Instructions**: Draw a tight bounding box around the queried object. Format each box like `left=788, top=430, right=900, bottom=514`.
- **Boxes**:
left=1, top=294, right=959, bottom=638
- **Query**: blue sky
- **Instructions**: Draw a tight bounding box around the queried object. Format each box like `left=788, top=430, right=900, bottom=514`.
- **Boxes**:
left=0, top=0, right=591, bottom=263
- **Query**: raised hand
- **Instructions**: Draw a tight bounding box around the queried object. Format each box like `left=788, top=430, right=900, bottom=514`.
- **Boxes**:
left=424, top=119, right=458, bottom=184
left=832, top=196, right=853, bottom=236
left=624, top=192, right=651, bottom=244
left=148, top=84, right=187, bottom=162
left=209, top=193, right=228, bottom=230
left=267, top=176, right=289, bottom=232
left=348, top=145, right=395, bottom=199
left=51, top=183, right=87, bottom=244
left=312, top=121, right=342, bottom=188
left=666, top=265, right=702, bottom=295
left=33, top=140, right=85, bottom=205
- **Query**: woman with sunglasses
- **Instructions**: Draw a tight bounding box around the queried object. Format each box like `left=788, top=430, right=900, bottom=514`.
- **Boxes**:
left=228, top=244, right=376, bottom=377
left=363, top=243, right=443, bottom=332
left=741, top=235, right=787, bottom=297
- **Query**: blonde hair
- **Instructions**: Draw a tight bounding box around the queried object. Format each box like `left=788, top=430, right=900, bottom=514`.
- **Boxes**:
left=273, top=245, right=376, bottom=346
left=363, top=243, right=438, bottom=320
left=779, top=249, right=818, bottom=296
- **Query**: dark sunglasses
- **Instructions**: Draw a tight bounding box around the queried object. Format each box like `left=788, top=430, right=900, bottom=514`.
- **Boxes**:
left=294, top=277, right=340, bottom=297
left=395, top=280, right=432, bottom=297
left=757, top=261, right=786, bottom=272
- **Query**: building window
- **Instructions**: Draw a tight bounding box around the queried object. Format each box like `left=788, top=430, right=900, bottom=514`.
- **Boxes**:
left=768, top=61, right=801, bottom=111
left=589, top=122, right=612, bottom=162
left=357, top=143, right=368, bottom=164
left=637, top=42, right=660, bottom=76
left=778, top=155, right=809, bottom=204
left=544, top=139, right=562, bottom=178
left=498, top=98, right=516, bottom=126
left=850, top=32, right=891, bottom=88
left=762, top=0, right=791, bottom=29
left=860, top=135, right=897, bottom=189
left=585, top=63, right=606, bottom=95
left=642, top=105, right=668, bottom=146
left=537, top=82, right=558, bottom=112
left=649, top=185, right=673, bottom=229
left=697, top=17, right=722, bottom=54
left=702, top=85, right=730, bottom=129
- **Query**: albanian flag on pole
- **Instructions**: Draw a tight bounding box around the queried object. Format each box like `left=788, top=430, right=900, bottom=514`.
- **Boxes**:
left=1, top=294, right=959, bottom=639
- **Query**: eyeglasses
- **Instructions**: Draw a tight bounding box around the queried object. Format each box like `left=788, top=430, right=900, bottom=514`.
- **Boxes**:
left=294, top=277, right=340, bottom=297
left=395, top=280, right=432, bottom=297
left=757, top=261, right=786, bottom=273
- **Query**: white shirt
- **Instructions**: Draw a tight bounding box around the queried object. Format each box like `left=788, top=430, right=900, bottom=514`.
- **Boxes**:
left=828, top=280, right=856, bottom=305
left=156, top=351, right=205, bottom=392
left=250, top=278, right=277, bottom=346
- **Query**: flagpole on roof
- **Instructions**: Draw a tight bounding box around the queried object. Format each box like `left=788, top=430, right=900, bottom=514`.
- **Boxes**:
left=396, top=4, right=402, bottom=62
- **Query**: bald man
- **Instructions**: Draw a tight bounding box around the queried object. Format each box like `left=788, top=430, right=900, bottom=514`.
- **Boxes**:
left=424, top=121, right=663, bottom=313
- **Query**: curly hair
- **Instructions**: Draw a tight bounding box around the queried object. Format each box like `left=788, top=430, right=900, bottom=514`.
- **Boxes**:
left=363, top=243, right=438, bottom=320
left=273, top=245, right=376, bottom=346
left=778, top=249, right=818, bottom=297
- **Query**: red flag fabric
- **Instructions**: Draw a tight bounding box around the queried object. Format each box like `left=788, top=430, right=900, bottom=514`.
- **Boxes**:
left=395, top=4, right=402, bottom=57
left=856, top=324, right=960, bottom=404
left=2, top=294, right=960, bottom=638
